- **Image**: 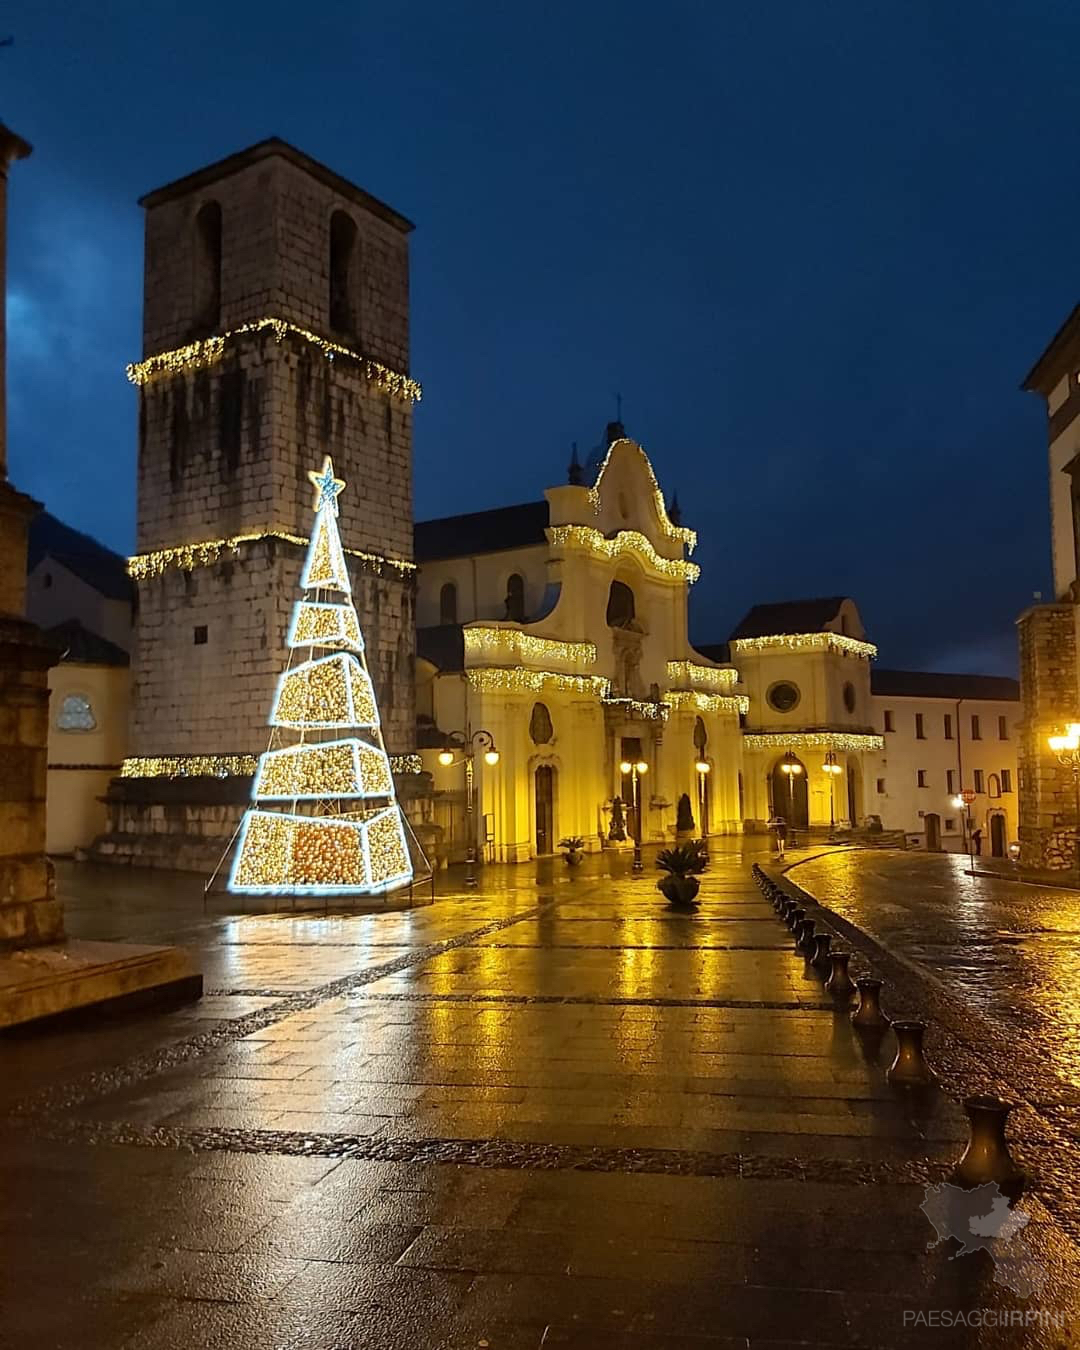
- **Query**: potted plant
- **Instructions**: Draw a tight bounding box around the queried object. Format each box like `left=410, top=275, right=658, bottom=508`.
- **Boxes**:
left=559, top=835, right=585, bottom=866
left=655, top=840, right=708, bottom=908
left=675, top=793, right=695, bottom=842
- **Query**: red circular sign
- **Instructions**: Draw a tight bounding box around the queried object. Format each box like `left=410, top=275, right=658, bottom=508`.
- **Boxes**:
left=960, top=789, right=976, bottom=805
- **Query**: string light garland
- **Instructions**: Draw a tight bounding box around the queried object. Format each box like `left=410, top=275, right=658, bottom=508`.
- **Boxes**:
left=255, top=738, right=393, bottom=799
left=128, top=530, right=415, bottom=582
left=230, top=805, right=412, bottom=894
left=547, top=525, right=700, bottom=583
left=121, top=752, right=423, bottom=778
left=663, top=690, right=749, bottom=715
left=666, top=661, right=739, bottom=692
left=289, top=602, right=363, bottom=650
left=467, top=668, right=611, bottom=697
left=731, top=633, right=877, bottom=660
left=587, top=438, right=697, bottom=552
left=229, top=454, right=416, bottom=895
left=127, top=317, right=422, bottom=403
left=742, top=731, right=884, bottom=752
left=601, top=697, right=670, bottom=721
left=463, top=628, right=597, bottom=666
left=273, top=653, right=378, bottom=729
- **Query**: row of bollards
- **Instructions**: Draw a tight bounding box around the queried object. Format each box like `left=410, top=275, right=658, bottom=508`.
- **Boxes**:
left=749, top=863, right=1024, bottom=1195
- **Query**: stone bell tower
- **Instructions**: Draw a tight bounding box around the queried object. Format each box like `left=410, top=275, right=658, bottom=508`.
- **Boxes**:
left=103, top=139, right=418, bottom=868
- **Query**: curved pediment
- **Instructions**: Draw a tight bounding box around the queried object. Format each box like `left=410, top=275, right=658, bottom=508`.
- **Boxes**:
left=588, top=439, right=696, bottom=559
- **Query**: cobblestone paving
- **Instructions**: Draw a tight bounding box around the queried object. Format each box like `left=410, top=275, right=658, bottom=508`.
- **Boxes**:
left=2, top=851, right=1080, bottom=1347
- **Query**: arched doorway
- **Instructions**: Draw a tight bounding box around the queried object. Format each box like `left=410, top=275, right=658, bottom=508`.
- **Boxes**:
left=535, top=765, right=555, bottom=856
left=990, top=813, right=1007, bottom=858
left=771, top=757, right=808, bottom=831
left=846, top=764, right=859, bottom=827
left=925, top=813, right=941, bottom=851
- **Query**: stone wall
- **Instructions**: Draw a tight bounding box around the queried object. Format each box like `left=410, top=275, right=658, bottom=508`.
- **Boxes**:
left=131, top=537, right=415, bottom=757
left=0, top=616, right=63, bottom=947
left=1017, top=602, right=1079, bottom=868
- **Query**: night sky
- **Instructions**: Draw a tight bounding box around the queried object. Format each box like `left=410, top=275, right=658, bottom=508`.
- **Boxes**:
left=3, top=1, right=1075, bottom=674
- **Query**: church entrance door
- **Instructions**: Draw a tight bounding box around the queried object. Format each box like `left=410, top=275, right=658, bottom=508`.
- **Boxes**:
left=771, top=758, right=808, bottom=831
left=990, top=812, right=1007, bottom=858
left=535, top=765, right=555, bottom=856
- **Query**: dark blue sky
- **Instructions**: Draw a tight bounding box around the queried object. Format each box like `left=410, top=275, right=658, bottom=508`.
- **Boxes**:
left=3, top=0, right=1074, bottom=673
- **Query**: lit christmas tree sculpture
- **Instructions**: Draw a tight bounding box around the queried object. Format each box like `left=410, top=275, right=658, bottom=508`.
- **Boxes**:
left=228, top=456, right=414, bottom=895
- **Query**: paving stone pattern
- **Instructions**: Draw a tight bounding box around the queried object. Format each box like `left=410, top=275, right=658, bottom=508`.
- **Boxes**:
left=2, top=848, right=1079, bottom=1348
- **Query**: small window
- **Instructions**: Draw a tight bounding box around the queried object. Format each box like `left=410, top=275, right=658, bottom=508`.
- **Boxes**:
left=917, top=769, right=928, bottom=788
left=766, top=681, right=800, bottom=713
left=998, top=715, right=1008, bottom=740
left=42, top=571, right=53, bottom=590
left=439, top=581, right=457, bottom=625
left=944, top=713, right=953, bottom=740
left=971, top=715, right=981, bottom=740
left=973, top=769, right=985, bottom=793
left=843, top=682, right=856, bottom=713
left=946, top=768, right=956, bottom=794
left=57, top=693, right=96, bottom=731
left=915, top=713, right=925, bottom=739
left=876, top=777, right=886, bottom=794
left=194, top=625, right=208, bottom=645
left=945, top=818, right=956, bottom=832
left=505, top=573, right=526, bottom=623
left=884, top=710, right=895, bottom=732
left=1001, top=769, right=1012, bottom=792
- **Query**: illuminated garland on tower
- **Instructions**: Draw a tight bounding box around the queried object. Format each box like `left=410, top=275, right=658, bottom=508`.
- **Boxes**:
left=228, top=455, right=415, bottom=895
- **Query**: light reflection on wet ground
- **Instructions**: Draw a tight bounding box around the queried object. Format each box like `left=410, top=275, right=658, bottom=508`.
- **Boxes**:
left=791, top=849, right=1080, bottom=1096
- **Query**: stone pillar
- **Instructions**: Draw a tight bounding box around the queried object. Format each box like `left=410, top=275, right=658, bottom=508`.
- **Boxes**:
left=1016, top=602, right=1079, bottom=869
left=0, top=615, right=62, bottom=946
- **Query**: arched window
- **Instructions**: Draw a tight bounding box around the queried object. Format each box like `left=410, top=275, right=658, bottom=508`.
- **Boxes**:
left=505, top=573, right=525, bottom=623
left=329, top=210, right=358, bottom=334
left=193, top=201, right=222, bottom=334
left=606, top=580, right=636, bottom=628
left=439, top=581, right=457, bottom=625
left=529, top=702, right=554, bottom=744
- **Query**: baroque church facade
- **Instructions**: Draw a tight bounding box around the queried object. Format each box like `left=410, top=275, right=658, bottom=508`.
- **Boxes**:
left=14, top=136, right=1020, bottom=871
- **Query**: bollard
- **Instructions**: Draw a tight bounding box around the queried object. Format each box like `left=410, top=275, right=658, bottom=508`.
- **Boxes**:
left=886, top=1020, right=936, bottom=1087
left=787, top=906, right=806, bottom=932
left=851, top=977, right=888, bottom=1030
left=825, top=951, right=856, bottom=999
left=950, top=1095, right=1025, bottom=1195
left=810, top=933, right=832, bottom=969
left=795, top=918, right=816, bottom=954
left=778, top=897, right=793, bottom=920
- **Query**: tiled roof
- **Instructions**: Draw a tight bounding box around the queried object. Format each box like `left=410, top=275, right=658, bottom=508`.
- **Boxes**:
left=729, top=597, right=849, bottom=640
left=870, top=669, right=1020, bottom=701
left=45, top=619, right=130, bottom=667
left=28, top=512, right=133, bottom=604
left=414, top=501, right=549, bottom=562
left=416, top=624, right=465, bottom=672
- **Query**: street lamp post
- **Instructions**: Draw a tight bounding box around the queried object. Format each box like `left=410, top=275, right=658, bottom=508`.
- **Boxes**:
left=780, top=751, right=803, bottom=847
left=694, top=759, right=711, bottom=838
left=1048, top=723, right=1080, bottom=886
left=620, top=758, right=649, bottom=873
left=439, top=729, right=500, bottom=887
left=952, top=792, right=975, bottom=873
left=822, top=751, right=842, bottom=836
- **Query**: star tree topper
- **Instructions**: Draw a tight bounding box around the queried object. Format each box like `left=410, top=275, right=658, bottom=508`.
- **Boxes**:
left=308, top=455, right=346, bottom=516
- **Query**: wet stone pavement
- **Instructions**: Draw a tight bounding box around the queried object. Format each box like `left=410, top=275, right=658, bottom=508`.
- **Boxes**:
left=3, top=848, right=1079, bottom=1349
